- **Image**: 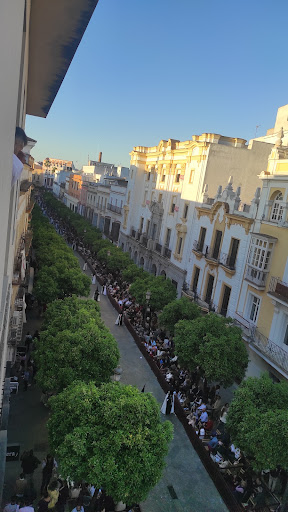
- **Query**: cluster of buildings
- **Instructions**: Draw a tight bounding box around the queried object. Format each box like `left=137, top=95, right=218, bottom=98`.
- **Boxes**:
left=0, top=0, right=99, bottom=500
left=52, top=105, right=288, bottom=386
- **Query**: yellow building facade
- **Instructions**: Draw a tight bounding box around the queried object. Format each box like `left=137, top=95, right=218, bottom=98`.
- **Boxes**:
left=235, top=133, right=288, bottom=380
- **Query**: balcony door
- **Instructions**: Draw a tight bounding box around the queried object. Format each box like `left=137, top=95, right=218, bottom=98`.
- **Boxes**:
left=205, top=274, right=214, bottom=304
left=220, top=285, right=231, bottom=316
left=212, top=230, right=222, bottom=260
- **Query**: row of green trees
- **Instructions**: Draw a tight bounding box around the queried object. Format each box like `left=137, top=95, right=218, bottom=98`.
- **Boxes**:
left=32, top=205, right=91, bottom=304
left=31, top=205, right=173, bottom=505
left=159, top=297, right=249, bottom=387
left=43, top=193, right=177, bottom=311
left=159, top=298, right=288, bottom=472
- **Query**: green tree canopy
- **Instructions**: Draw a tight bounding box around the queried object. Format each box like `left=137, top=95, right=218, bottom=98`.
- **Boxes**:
left=48, top=382, right=173, bottom=504
left=227, top=373, right=288, bottom=470
left=129, top=275, right=177, bottom=311
left=174, top=314, right=248, bottom=387
left=34, top=320, right=119, bottom=393
left=42, top=296, right=101, bottom=333
left=32, top=206, right=90, bottom=303
left=122, top=263, right=146, bottom=284
left=158, top=297, right=201, bottom=335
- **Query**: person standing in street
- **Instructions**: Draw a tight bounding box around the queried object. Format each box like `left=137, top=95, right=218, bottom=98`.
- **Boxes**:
left=15, top=474, right=28, bottom=499
left=37, top=493, right=51, bottom=512
left=3, top=496, right=19, bottom=512
left=161, top=391, right=175, bottom=415
left=82, top=262, right=87, bottom=271
left=21, top=450, right=40, bottom=482
left=41, top=455, right=57, bottom=493
left=19, top=499, right=34, bottom=512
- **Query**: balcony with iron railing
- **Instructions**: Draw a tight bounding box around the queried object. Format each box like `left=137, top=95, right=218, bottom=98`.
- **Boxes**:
left=244, top=265, right=268, bottom=289
left=233, top=313, right=288, bottom=375
left=205, top=245, right=220, bottom=264
left=107, top=203, right=122, bottom=215
left=131, top=228, right=136, bottom=238
left=163, top=247, right=171, bottom=259
left=192, top=240, right=206, bottom=255
left=268, top=276, right=288, bottom=305
left=155, top=242, right=162, bottom=254
left=141, top=236, right=148, bottom=248
left=219, top=252, right=236, bottom=273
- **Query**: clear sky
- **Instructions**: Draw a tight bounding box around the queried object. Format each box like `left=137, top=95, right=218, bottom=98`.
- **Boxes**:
left=26, top=0, right=288, bottom=170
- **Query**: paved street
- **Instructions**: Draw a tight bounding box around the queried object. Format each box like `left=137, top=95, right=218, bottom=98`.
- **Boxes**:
left=3, top=254, right=227, bottom=512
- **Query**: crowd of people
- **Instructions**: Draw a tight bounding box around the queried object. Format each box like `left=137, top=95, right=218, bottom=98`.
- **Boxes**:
left=8, top=193, right=283, bottom=512
left=7, top=449, right=113, bottom=512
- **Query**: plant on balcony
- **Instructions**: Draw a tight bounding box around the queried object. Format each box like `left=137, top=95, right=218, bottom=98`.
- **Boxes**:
left=130, top=275, right=177, bottom=311
left=34, top=318, right=119, bottom=393
left=174, top=314, right=248, bottom=387
left=158, top=297, right=201, bottom=335
left=226, top=373, right=288, bottom=470
left=48, top=382, right=173, bottom=504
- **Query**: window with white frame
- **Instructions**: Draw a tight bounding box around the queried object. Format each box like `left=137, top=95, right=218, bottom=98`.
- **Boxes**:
left=270, top=192, right=284, bottom=222
left=248, top=294, right=260, bottom=323
left=248, top=237, right=273, bottom=271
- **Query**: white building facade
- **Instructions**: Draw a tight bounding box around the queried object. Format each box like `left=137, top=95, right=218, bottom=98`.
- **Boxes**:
left=120, top=134, right=273, bottom=295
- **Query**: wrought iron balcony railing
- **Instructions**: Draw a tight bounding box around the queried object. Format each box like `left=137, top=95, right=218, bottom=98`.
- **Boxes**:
left=219, top=252, right=236, bottom=271
left=155, top=242, right=162, bottom=254
left=164, top=247, right=171, bottom=259
left=268, top=276, right=288, bottom=304
left=233, top=313, right=288, bottom=374
left=107, top=203, right=122, bottom=214
left=244, top=265, right=268, bottom=288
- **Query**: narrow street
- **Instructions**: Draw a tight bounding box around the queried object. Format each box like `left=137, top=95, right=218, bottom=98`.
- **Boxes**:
left=3, top=252, right=227, bottom=512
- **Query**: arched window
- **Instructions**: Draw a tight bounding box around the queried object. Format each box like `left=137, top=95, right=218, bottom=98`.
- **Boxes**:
left=270, top=192, right=284, bottom=222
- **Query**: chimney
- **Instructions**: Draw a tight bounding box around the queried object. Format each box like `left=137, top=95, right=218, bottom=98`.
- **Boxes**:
left=98, top=152, right=102, bottom=163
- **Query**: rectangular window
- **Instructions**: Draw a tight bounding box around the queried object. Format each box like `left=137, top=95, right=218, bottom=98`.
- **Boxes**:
left=198, top=227, right=207, bottom=252
left=192, top=267, right=200, bottom=292
left=284, top=324, right=288, bottom=346
left=175, top=173, right=180, bottom=183
left=183, top=204, right=189, bottom=219
left=161, top=174, right=166, bottom=182
left=205, top=274, right=214, bottom=304
left=212, top=230, right=222, bottom=260
left=189, top=169, right=195, bottom=183
left=147, top=172, right=150, bottom=181
left=227, top=238, right=239, bottom=268
left=165, top=228, right=171, bottom=247
left=248, top=237, right=273, bottom=271
left=146, top=219, right=150, bottom=234
left=177, top=236, right=183, bottom=255
left=249, top=295, right=260, bottom=323
left=171, top=196, right=176, bottom=213
left=158, top=193, right=163, bottom=203
left=220, top=285, right=231, bottom=317
left=139, top=217, right=144, bottom=233
left=151, top=223, right=157, bottom=240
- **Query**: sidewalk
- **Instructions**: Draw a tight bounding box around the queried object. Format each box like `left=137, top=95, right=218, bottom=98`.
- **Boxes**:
left=3, top=254, right=227, bottom=512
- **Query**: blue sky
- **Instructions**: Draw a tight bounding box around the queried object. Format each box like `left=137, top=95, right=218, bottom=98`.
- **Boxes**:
left=26, top=0, right=288, bottom=169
